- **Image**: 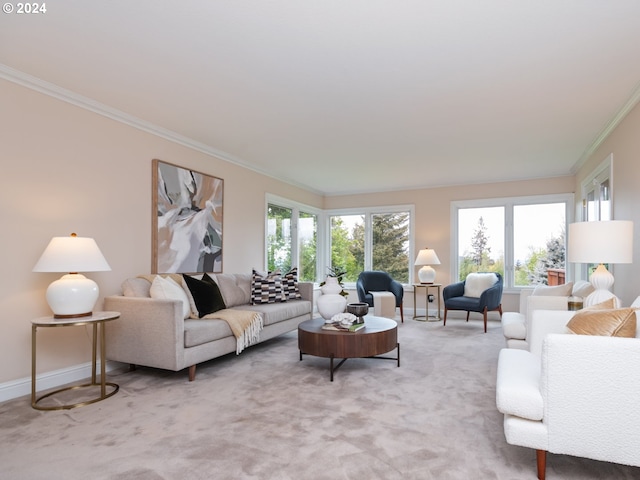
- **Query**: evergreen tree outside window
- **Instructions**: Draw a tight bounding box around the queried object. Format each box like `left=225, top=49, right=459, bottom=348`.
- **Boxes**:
left=329, top=208, right=412, bottom=284
left=372, top=213, right=409, bottom=283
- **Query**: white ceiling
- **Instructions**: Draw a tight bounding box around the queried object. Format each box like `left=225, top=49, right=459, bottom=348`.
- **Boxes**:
left=2, top=1, right=640, bottom=195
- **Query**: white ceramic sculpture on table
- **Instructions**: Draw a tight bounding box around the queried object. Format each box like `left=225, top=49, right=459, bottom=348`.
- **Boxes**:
left=316, top=276, right=347, bottom=320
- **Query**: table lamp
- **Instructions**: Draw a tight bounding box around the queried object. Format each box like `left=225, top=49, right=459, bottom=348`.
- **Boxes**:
left=568, top=220, right=633, bottom=307
left=33, top=233, right=111, bottom=318
left=415, top=248, right=441, bottom=284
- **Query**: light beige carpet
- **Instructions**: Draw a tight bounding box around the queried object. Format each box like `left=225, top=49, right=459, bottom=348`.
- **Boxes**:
left=1, top=317, right=638, bottom=479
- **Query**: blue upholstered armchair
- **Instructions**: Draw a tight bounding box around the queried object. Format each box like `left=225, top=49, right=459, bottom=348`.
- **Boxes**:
left=356, top=271, right=404, bottom=322
left=443, top=272, right=503, bottom=332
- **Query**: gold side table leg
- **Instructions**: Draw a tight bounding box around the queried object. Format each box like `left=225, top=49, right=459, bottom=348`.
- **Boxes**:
left=100, top=322, right=106, bottom=397
left=91, top=323, right=98, bottom=385
left=31, top=324, right=37, bottom=408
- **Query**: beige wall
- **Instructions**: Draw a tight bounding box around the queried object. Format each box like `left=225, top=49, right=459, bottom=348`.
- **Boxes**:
left=574, top=101, right=640, bottom=307
left=0, top=79, right=322, bottom=386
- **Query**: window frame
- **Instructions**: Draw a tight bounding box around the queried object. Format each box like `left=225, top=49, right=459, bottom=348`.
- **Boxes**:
left=265, top=194, right=323, bottom=282
left=325, top=204, right=415, bottom=286
left=451, top=193, right=574, bottom=293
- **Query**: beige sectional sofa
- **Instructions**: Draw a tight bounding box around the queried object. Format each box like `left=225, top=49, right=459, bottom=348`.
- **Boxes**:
left=104, top=273, right=313, bottom=380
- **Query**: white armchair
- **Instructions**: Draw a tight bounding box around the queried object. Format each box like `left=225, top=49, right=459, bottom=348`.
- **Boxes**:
left=501, top=281, right=594, bottom=350
left=496, top=309, right=640, bottom=479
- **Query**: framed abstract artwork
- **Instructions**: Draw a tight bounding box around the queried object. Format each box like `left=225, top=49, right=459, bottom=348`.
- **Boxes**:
left=152, top=159, right=224, bottom=274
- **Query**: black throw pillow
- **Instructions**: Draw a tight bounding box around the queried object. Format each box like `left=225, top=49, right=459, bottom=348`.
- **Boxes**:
left=182, top=273, right=226, bottom=318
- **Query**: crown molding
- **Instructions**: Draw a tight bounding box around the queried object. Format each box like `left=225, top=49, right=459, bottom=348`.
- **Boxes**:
left=0, top=63, right=324, bottom=195
left=572, top=80, right=640, bottom=173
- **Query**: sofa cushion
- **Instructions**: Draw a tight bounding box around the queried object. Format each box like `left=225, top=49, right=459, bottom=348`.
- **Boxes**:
left=251, top=269, right=285, bottom=304
left=149, top=275, right=190, bottom=319
left=282, top=268, right=302, bottom=300
left=532, top=282, right=573, bottom=297
left=184, top=318, right=233, bottom=347
left=566, top=307, right=637, bottom=337
left=464, top=273, right=498, bottom=298
left=183, top=273, right=227, bottom=318
left=214, top=273, right=252, bottom=307
left=231, top=300, right=311, bottom=326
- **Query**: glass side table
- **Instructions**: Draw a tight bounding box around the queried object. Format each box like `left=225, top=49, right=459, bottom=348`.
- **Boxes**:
left=31, top=311, right=120, bottom=410
left=412, top=283, right=442, bottom=322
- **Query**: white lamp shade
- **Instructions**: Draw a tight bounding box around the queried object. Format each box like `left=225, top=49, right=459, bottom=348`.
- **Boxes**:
left=414, top=248, right=441, bottom=266
left=33, top=234, right=110, bottom=318
left=415, top=248, right=440, bottom=283
left=568, top=220, right=633, bottom=264
left=33, top=235, right=111, bottom=272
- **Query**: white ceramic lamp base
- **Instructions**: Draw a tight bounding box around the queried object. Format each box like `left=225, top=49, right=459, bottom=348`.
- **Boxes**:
left=584, top=264, right=620, bottom=308
left=46, top=273, right=99, bottom=318
left=418, top=265, right=436, bottom=283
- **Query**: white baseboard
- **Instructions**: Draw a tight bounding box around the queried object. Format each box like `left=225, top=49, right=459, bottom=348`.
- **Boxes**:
left=0, top=361, right=122, bottom=404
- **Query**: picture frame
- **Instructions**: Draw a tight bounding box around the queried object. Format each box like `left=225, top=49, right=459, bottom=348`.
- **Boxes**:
left=152, top=159, right=223, bottom=274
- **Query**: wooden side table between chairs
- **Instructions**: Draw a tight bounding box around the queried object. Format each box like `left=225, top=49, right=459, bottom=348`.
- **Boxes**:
left=31, top=311, right=120, bottom=410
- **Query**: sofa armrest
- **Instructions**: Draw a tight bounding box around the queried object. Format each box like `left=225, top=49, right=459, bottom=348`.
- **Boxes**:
left=541, top=334, right=640, bottom=464
left=496, top=348, right=543, bottom=421
left=298, top=282, right=313, bottom=304
left=104, top=295, right=185, bottom=371
left=443, top=281, right=465, bottom=300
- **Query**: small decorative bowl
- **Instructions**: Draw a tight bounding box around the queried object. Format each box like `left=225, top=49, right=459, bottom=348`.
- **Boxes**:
left=346, top=302, right=369, bottom=322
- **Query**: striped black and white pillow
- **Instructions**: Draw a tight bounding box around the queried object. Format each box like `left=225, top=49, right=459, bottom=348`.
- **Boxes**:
left=251, top=269, right=285, bottom=304
left=282, top=268, right=302, bottom=300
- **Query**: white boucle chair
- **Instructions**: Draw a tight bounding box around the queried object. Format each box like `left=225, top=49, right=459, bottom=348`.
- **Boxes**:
left=501, top=281, right=594, bottom=350
left=496, top=309, right=640, bottom=479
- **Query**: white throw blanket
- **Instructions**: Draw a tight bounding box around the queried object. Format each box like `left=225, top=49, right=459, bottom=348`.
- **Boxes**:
left=200, top=309, right=264, bottom=354
left=371, top=291, right=396, bottom=319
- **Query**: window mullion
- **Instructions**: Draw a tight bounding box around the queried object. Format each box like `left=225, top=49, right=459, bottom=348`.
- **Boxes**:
left=504, top=204, right=514, bottom=289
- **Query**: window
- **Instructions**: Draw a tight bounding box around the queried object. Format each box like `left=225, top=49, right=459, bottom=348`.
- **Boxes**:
left=328, top=207, right=412, bottom=284
left=579, top=154, right=613, bottom=279
left=582, top=154, right=612, bottom=222
left=267, top=204, right=292, bottom=273
left=266, top=196, right=319, bottom=282
left=453, top=195, right=572, bottom=289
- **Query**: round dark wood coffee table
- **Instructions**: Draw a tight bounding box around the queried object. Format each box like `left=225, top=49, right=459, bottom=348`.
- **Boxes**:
left=298, top=316, right=400, bottom=381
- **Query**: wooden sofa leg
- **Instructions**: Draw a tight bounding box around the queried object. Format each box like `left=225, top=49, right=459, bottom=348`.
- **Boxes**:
left=443, top=308, right=448, bottom=326
left=466, top=311, right=470, bottom=322
left=536, top=450, right=547, bottom=480
left=188, top=365, right=196, bottom=382
left=399, top=303, right=404, bottom=323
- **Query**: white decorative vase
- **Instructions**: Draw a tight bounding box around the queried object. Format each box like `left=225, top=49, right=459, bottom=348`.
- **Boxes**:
left=317, top=277, right=347, bottom=320
left=321, top=276, right=343, bottom=295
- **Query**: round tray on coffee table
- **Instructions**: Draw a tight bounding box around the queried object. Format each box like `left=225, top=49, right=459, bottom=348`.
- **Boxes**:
left=298, top=316, right=400, bottom=381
